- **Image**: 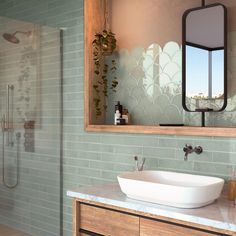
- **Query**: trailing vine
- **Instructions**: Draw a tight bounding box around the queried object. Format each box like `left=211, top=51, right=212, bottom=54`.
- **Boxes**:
left=92, top=30, right=118, bottom=117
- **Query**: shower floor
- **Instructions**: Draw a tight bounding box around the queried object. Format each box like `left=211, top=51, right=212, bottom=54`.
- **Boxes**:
left=0, top=224, right=32, bottom=236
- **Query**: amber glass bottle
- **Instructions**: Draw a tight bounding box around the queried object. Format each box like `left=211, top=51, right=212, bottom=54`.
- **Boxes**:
left=228, top=171, right=236, bottom=201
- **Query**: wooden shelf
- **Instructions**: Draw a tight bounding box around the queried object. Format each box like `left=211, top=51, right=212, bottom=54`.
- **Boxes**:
left=85, top=124, right=236, bottom=137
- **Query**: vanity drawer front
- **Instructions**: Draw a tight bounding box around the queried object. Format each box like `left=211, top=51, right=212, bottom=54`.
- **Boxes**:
left=79, top=203, right=139, bottom=236
left=140, top=218, right=221, bottom=236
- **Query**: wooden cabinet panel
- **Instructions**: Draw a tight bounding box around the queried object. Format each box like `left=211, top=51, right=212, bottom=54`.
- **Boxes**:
left=80, top=204, right=139, bottom=236
left=140, top=218, right=220, bottom=236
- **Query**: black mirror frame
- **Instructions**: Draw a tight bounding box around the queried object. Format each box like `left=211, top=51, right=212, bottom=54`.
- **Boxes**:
left=182, top=3, right=227, bottom=113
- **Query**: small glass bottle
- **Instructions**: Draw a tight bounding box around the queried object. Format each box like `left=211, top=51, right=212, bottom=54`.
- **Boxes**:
left=122, top=108, right=130, bottom=125
left=115, top=101, right=122, bottom=116
left=114, top=110, right=121, bottom=125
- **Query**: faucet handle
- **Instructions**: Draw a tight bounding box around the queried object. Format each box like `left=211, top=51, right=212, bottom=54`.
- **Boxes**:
left=194, top=146, right=203, bottom=154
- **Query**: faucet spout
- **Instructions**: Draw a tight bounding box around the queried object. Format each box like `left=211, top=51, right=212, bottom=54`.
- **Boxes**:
left=183, top=145, right=193, bottom=161
left=184, top=152, right=189, bottom=161
left=183, top=144, right=203, bottom=161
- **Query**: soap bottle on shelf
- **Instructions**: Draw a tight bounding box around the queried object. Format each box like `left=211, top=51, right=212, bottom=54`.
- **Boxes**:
left=228, top=169, right=236, bottom=201
left=114, top=110, right=121, bottom=125
left=115, top=101, right=123, bottom=116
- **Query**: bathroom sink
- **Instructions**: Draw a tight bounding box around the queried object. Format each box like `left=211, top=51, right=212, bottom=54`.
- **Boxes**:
left=117, top=171, right=224, bottom=209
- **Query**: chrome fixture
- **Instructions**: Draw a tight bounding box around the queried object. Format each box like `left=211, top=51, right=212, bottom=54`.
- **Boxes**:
left=183, top=144, right=203, bottom=161
left=2, top=31, right=32, bottom=44
left=1, top=84, right=21, bottom=189
left=1, top=84, right=14, bottom=146
left=2, top=132, right=21, bottom=189
left=134, top=156, right=146, bottom=171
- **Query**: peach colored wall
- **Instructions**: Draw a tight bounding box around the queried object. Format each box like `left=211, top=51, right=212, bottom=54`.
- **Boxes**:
left=110, top=0, right=200, bottom=49
left=110, top=0, right=236, bottom=50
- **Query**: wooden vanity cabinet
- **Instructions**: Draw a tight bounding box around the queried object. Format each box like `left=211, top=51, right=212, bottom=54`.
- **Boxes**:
left=140, top=218, right=221, bottom=236
left=73, top=200, right=235, bottom=236
left=79, top=203, right=139, bottom=236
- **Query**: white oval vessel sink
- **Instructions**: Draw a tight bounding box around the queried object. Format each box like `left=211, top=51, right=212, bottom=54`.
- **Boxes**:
left=117, top=171, right=224, bottom=209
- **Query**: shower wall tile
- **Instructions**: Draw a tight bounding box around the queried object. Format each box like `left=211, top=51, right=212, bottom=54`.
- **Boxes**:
left=0, top=1, right=236, bottom=236
left=0, top=11, right=61, bottom=236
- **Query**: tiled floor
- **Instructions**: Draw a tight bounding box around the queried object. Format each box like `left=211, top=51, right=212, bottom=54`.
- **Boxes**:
left=0, top=224, right=31, bottom=236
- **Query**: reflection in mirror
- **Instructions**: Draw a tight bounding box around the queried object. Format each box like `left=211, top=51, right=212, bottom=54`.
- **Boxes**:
left=106, top=42, right=182, bottom=125
left=183, top=4, right=227, bottom=112
left=186, top=46, right=224, bottom=99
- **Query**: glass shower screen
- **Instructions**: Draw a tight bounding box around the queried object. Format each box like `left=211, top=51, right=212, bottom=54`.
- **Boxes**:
left=0, top=16, right=62, bottom=236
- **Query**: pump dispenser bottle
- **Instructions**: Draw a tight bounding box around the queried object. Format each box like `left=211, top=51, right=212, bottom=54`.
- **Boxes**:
left=114, top=110, right=121, bottom=125
left=115, top=101, right=122, bottom=116
left=114, top=101, right=122, bottom=125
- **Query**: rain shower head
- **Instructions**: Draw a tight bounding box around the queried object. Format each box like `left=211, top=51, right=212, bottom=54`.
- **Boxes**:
left=3, top=33, right=20, bottom=44
left=2, top=31, right=32, bottom=44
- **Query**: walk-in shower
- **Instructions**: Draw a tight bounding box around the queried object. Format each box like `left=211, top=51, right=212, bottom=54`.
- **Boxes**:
left=0, top=16, right=63, bottom=236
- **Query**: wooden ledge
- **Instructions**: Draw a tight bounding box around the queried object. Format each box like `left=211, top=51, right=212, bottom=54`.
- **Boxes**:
left=85, top=125, right=236, bottom=137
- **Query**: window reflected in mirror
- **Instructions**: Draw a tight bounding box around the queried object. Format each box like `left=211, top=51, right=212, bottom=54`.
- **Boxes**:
left=186, top=46, right=224, bottom=99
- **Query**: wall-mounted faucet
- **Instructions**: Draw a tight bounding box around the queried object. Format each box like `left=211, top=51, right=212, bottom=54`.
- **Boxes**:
left=183, top=144, right=203, bottom=161
left=134, top=156, right=145, bottom=171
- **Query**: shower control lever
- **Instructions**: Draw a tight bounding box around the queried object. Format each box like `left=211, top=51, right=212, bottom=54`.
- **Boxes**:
left=1, top=114, right=7, bottom=131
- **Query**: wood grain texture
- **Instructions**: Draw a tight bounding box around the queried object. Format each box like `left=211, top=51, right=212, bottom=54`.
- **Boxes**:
left=86, top=124, right=236, bottom=137
left=79, top=203, right=139, bottom=236
left=84, top=0, right=106, bottom=127
left=74, top=198, right=236, bottom=236
left=140, top=218, right=220, bottom=236
left=73, top=200, right=80, bottom=236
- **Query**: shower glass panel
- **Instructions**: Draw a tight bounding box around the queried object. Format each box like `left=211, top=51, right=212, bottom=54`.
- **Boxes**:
left=0, top=17, right=62, bottom=236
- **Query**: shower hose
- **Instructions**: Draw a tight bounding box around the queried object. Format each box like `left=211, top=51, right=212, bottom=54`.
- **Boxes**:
left=2, top=129, right=21, bottom=189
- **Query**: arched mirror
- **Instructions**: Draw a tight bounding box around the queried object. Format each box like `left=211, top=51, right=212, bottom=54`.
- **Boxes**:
left=182, top=3, right=227, bottom=115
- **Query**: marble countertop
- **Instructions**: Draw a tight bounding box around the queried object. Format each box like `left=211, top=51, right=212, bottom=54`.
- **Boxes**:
left=67, top=184, right=236, bottom=233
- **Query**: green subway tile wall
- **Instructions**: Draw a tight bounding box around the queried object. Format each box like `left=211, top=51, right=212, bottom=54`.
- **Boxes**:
left=0, top=1, right=235, bottom=236
left=0, top=14, right=62, bottom=236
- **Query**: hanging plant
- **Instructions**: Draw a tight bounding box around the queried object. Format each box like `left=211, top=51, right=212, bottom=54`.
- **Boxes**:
left=92, top=1, right=118, bottom=118
left=94, top=30, right=116, bottom=56
left=92, top=30, right=118, bottom=117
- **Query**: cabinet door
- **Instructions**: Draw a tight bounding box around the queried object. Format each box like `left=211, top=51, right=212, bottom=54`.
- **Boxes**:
left=140, top=218, right=221, bottom=236
left=80, top=203, right=139, bottom=236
